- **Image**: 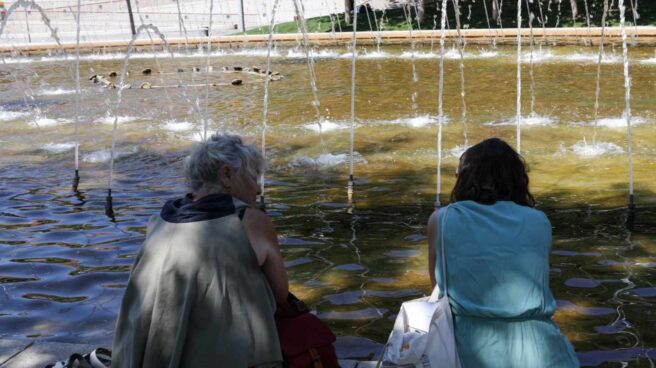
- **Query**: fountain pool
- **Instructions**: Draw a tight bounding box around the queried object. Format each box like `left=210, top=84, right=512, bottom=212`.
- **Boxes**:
left=1, top=43, right=655, bottom=365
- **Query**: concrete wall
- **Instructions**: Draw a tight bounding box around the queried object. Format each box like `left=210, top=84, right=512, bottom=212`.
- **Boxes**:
left=0, top=0, right=348, bottom=44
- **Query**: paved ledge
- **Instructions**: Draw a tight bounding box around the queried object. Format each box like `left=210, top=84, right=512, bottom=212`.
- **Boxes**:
left=0, top=339, right=380, bottom=368
left=2, top=27, right=656, bottom=55
left=0, top=339, right=99, bottom=368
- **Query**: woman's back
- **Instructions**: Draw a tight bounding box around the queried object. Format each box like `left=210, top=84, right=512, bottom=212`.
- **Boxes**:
left=113, top=196, right=282, bottom=368
left=435, top=200, right=578, bottom=367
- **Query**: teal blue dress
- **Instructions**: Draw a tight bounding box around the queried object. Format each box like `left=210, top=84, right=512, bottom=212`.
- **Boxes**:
left=435, top=201, right=579, bottom=368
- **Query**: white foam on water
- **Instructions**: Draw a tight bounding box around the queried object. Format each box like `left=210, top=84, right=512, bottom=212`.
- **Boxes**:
left=524, top=50, right=555, bottom=63
left=359, top=51, right=392, bottom=59
left=0, top=109, right=30, bottom=121
left=640, top=57, right=656, bottom=65
left=30, top=117, right=66, bottom=127
left=95, top=114, right=140, bottom=125
left=231, top=49, right=281, bottom=57
left=41, top=142, right=75, bottom=153
left=286, top=49, right=340, bottom=59
left=289, top=152, right=367, bottom=169
left=485, top=114, right=555, bottom=126
left=38, top=88, right=76, bottom=96
left=385, top=115, right=443, bottom=128
left=303, top=120, right=348, bottom=132
left=594, top=115, right=648, bottom=128
left=449, top=144, right=469, bottom=158
left=571, top=141, right=624, bottom=157
left=162, top=120, right=194, bottom=132
left=400, top=51, right=436, bottom=59
left=561, top=52, right=621, bottom=64
left=478, top=50, right=500, bottom=58
left=82, top=148, right=136, bottom=163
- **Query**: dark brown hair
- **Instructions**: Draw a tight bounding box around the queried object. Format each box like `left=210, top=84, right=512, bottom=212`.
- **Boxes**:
left=450, top=138, right=535, bottom=207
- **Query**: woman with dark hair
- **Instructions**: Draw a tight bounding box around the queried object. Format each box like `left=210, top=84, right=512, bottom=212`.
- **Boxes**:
left=427, top=138, right=579, bottom=367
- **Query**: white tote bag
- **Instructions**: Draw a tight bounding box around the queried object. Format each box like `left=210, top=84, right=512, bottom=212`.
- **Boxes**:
left=381, top=207, right=461, bottom=368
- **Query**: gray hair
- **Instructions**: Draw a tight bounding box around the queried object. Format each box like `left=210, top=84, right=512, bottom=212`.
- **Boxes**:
left=184, top=134, right=264, bottom=194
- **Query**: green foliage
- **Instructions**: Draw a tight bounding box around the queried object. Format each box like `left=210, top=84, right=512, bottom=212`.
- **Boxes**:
left=246, top=0, right=656, bottom=35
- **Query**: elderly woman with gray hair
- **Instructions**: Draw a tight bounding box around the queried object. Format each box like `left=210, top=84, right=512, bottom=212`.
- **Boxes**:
left=112, top=134, right=288, bottom=368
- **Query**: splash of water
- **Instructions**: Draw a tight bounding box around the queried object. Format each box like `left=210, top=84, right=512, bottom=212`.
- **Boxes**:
left=292, top=0, right=325, bottom=148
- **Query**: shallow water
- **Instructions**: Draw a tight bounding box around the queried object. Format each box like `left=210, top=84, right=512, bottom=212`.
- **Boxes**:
left=0, top=44, right=655, bottom=365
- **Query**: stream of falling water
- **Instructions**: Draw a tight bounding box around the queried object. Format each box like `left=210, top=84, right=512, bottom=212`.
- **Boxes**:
left=260, top=0, right=281, bottom=207
left=592, top=0, right=610, bottom=147
left=108, top=25, right=177, bottom=196
left=73, top=0, right=81, bottom=186
left=292, top=0, right=325, bottom=148
left=618, top=0, right=634, bottom=206
left=436, top=0, right=448, bottom=207
left=515, top=0, right=523, bottom=153
left=348, top=0, right=359, bottom=199
left=451, top=0, right=468, bottom=149
left=203, top=0, right=215, bottom=141
left=481, top=0, right=496, bottom=47
left=402, top=3, right=419, bottom=117
left=525, top=0, right=537, bottom=117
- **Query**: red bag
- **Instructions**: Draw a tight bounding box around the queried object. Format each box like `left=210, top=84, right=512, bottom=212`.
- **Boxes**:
left=275, top=294, right=339, bottom=368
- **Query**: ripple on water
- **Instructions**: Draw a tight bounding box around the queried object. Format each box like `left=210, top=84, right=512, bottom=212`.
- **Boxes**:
left=384, top=249, right=421, bottom=258
left=317, top=307, right=387, bottom=321
left=279, top=236, right=323, bottom=246
left=323, top=290, right=363, bottom=305
left=564, top=278, right=601, bottom=288
left=333, top=263, right=366, bottom=271
left=552, top=250, right=601, bottom=257
left=594, top=321, right=630, bottom=334
left=629, top=287, right=656, bottom=298
left=284, top=257, right=313, bottom=268
left=333, top=336, right=384, bottom=360
left=22, top=293, right=87, bottom=303
left=578, top=347, right=656, bottom=367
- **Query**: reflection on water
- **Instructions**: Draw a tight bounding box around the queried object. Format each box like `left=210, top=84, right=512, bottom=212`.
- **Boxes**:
left=0, top=44, right=655, bottom=366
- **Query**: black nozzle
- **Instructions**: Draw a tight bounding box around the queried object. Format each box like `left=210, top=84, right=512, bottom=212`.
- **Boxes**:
left=72, top=170, right=80, bottom=192
left=626, top=194, right=636, bottom=226
left=105, top=189, right=114, bottom=218
left=259, top=195, right=266, bottom=212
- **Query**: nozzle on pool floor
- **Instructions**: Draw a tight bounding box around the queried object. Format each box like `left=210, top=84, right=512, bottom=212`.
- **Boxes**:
left=627, top=194, right=636, bottom=226
left=72, top=170, right=80, bottom=192
left=105, top=189, right=115, bottom=218
left=259, top=195, right=266, bottom=212
left=347, top=175, right=354, bottom=204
